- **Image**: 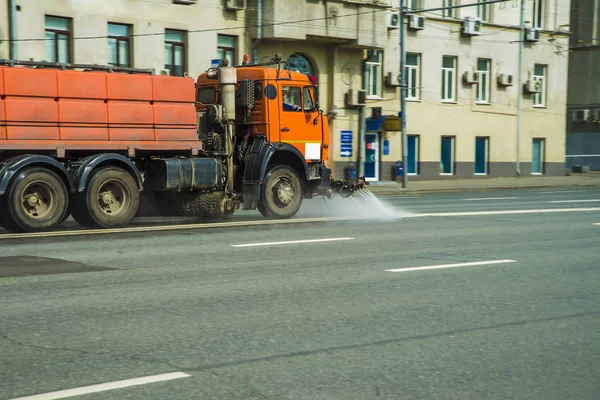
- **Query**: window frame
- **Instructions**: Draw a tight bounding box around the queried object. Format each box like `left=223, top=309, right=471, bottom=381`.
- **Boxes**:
left=474, top=136, right=490, bottom=175
left=440, top=135, right=456, bottom=175
left=441, top=56, right=457, bottom=102
left=476, top=58, right=491, bottom=104
left=217, top=34, right=237, bottom=67
left=407, top=134, right=420, bottom=175
left=442, top=0, right=455, bottom=18
left=477, top=0, right=490, bottom=22
left=532, top=138, right=545, bottom=175
left=164, top=29, right=187, bottom=77
left=364, top=50, right=383, bottom=99
left=533, top=64, right=547, bottom=107
left=407, top=0, right=421, bottom=11
left=405, top=53, right=421, bottom=101
left=45, top=15, right=71, bottom=63
left=108, top=22, right=132, bottom=68
left=533, top=0, right=544, bottom=29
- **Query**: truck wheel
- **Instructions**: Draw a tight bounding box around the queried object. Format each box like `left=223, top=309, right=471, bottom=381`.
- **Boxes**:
left=2, top=167, right=69, bottom=232
left=258, top=165, right=303, bottom=219
left=71, top=167, right=139, bottom=229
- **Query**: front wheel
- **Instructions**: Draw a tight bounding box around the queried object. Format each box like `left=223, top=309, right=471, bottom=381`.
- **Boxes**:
left=71, top=167, right=139, bottom=229
left=257, top=165, right=303, bottom=219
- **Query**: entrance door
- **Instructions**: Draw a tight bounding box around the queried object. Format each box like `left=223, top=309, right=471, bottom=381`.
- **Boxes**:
left=364, top=132, right=380, bottom=181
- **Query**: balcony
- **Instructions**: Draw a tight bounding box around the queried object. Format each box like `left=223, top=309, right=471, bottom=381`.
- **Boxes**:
left=249, top=0, right=389, bottom=48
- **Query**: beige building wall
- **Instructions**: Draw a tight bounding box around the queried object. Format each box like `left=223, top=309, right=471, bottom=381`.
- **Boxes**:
left=359, top=0, right=570, bottom=180
left=9, top=0, right=247, bottom=77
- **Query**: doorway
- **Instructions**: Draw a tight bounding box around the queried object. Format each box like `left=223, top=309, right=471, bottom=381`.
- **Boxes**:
left=364, top=132, right=380, bottom=181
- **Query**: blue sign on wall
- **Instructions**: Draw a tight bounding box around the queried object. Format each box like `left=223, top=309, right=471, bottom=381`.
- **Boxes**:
left=340, top=144, right=353, bottom=158
left=383, top=140, right=390, bottom=156
left=341, top=130, right=353, bottom=144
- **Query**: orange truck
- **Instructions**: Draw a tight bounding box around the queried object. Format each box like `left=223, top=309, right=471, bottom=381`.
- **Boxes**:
left=0, top=55, right=363, bottom=233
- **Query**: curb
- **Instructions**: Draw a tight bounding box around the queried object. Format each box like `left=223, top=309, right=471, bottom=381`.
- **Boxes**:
left=367, top=183, right=600, bottom=196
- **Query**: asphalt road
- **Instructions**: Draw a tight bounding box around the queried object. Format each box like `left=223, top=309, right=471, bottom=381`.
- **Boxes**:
left=1, top=188, right=599, bottom=399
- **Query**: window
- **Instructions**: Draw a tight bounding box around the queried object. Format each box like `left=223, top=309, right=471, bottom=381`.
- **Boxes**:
left=476, top=59, right=491, bottom=104
left=197, top=87, right=216, bottom=104
left=532, top=138, right=545, bottom=174
left=533, top=0, right=543, bottom=29
left=407, top=0, right=421, bottom=11
left=108, top=23, right=132, bottom=67
left=407, top=135, right=420, bottom=175
left=165, top=29, right=186, bottom=76
left=217, top=34, right=237, bottom=66
left=302, top=87, right=315, bottom=111
left=287, top=53, right=315, bottom=78
left=405, top=53, right=421, bottom=100
left=45, top=16, right=71, bottom=63
left=282, top=86, right=302, bottom=111
left=441, top=56, right=457, bottom=102
left=533, top=64, right=547, bottom=107
left=477, top=0, right=490, bottom=22
left=442, top=0, right=455, bottom=18
left=440, top=136, right=455, bottom=174
left=475, top=137, right=489, bottom=175
left=364, top=50, right=382, bottom=98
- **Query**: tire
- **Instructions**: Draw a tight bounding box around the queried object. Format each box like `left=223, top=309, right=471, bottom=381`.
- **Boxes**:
left=257, top=165, right=303, bottom=219
left=71, top=167, right=139, bottom=229
left=2, top=167, right=69, bottom=233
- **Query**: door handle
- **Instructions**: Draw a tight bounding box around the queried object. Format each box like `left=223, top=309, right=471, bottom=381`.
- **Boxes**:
left=281, top=127, right=290, bottom=132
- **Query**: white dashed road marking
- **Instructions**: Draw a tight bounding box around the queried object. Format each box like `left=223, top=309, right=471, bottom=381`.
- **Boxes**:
left=231, top=237, right=354, bottom=248
left=386, top=259, right=517, bottom=273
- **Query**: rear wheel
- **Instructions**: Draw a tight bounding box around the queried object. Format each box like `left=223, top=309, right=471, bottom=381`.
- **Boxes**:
left=71, top=167, right=139, bottom=229
left=257, top=165, right=303, bottom=219
left=2, top=167, right=69, bottom=233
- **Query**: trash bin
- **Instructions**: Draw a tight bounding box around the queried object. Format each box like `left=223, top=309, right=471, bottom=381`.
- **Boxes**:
left=344, top=166, right=357, bottom=181
left=394, top=161, right=404, bottom=181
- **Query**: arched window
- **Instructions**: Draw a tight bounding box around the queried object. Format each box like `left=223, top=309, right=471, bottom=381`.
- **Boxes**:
left=286, top=53, right=316, bottom=82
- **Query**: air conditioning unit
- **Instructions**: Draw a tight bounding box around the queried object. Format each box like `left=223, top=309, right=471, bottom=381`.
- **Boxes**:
left=462, top=16, right=482, bottom=36
left=525, top=27, right=541, bottom=42
left=497, top=73, right=514, bottom=86
left=524, top=79, right=541, bottom=93
left=462, top=70, right=479, bottom=84
left=224, top=0, right=246, bottom=10
left=593, top=109, right=600, bottom=122
left=385, top=72, right=401, bottom=87
left=387, top=11, right=400, bottom=29
left=408, top=14, right=425, bottom=30
left=345, top=89, right=366, bottom=107
left=572, top=109, right=590, bottom=123
left=172, top=0, right=196, bottom=4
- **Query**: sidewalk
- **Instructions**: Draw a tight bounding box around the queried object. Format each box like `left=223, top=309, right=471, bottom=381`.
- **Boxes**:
left=365, top=172, right=600, bottom=196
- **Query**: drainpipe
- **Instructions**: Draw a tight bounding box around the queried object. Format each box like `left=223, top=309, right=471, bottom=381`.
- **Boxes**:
left=9, top=0, right=18, bottom=59
left=252, top=0, right=262, bottom=63
left=515, top=0, right=525, bottom=176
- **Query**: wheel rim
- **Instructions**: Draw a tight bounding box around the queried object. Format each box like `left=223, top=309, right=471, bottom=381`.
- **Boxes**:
left=20, top=180, right=57, bottom=220
left=272, top=177, right=296, bottom=207
left=96, top=179, right=130, bottom=216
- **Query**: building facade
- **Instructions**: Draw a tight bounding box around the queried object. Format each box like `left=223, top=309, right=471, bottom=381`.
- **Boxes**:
left=2, top=0, right=570, bottom=181
left=3, top=0, right=248, bottom=78
left=566, top=0, right=600, bottom=171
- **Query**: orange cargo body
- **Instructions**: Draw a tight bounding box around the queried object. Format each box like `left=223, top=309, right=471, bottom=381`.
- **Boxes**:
left=0, top=66, right=200, bottom=154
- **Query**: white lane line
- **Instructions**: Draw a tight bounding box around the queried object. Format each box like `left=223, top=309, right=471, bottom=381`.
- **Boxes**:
left=405, top=207, right=600, bottom=218
left=464, top=197, right=520, bottom=201
left=8, top=372, right=191, bottom=400
left=593, top=223, right=600, bottom=226
left=549, top=199, right=600, bottom=203
left=540, top=190, right=582, bottom=194
left=231, top=237, right=354, bottom=248
left=2, top=207, right=600, bottom=240
left=0, top=216, right=364, bottom=240
left=386, top=259, right=517, bottom=273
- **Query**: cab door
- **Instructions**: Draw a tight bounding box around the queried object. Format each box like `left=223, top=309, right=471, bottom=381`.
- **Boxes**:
left=278, top=84, right=323, bottom=162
